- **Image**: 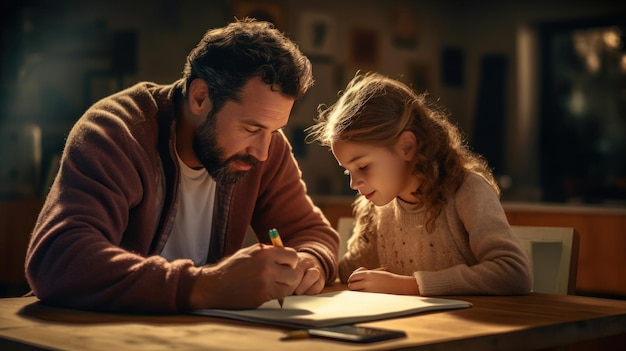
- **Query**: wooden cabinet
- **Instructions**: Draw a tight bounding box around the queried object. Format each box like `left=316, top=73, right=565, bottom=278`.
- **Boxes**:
left=0, top=199, right=43, bottom=297
left=503, top=202, right=626, bottom=298
left=315, top=196, right=626, bottom=298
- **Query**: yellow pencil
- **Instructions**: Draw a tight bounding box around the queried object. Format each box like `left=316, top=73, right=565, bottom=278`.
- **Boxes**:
left=268, top=228, right=285, bottom=308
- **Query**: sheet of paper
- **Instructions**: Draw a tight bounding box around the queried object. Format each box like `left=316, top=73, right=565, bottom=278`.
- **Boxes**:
left=193, top=290, right=471, bottom=328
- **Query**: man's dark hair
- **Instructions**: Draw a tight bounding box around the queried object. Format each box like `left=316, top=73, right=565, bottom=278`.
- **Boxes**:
left=182, top=18, right=314, bottom=112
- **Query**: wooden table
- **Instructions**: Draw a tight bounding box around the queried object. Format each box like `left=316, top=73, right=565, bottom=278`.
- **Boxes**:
left=1, top=288, right=626, bottom=350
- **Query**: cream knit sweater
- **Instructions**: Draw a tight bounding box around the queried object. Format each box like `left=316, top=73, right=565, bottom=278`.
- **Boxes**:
left=339, top=173, right=532, bottom=296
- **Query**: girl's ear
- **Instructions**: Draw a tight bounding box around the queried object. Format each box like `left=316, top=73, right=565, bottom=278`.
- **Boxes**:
left=188, top=78, right=212, bottom=116
left=396, top=130, right=417, bottom=161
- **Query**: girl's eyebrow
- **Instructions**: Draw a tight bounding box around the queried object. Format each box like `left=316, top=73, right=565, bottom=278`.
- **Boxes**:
left=339, top=155, right=365, bottom=168
left=346, top=155, right=365, bottom=165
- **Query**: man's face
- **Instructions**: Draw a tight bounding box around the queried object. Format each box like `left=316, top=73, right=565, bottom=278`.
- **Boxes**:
left=193, top=76, right=294, bottom=184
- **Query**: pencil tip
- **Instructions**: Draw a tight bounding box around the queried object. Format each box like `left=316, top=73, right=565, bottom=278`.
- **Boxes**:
left=281, top=330, right=309, bottom=341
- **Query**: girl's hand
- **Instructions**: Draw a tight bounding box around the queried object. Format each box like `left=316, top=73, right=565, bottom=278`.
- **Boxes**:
left=347, top=268, right=420, bottom=295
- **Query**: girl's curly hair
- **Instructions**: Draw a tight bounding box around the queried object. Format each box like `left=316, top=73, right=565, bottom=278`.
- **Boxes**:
left=307, top=72, right=498, bottom=232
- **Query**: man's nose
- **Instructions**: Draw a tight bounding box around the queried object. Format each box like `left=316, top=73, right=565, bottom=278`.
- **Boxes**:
left=247, top=132, right=271, bottom=162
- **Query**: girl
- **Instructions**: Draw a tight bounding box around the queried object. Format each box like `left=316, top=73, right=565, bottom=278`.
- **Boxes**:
left=307, top=72, right=531, bottom=296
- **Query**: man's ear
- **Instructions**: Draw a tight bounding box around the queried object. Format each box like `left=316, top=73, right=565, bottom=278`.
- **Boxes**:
left=396, top=130, right=417, bottom=161
left=188, top=78, right=211, bottom=115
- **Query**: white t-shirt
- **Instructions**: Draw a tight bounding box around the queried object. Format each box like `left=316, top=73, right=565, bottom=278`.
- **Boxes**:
left=161, top=150, right=216, bottom=266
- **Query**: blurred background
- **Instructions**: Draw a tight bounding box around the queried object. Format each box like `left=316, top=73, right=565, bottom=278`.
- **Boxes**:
left=1, top=0, right=625, bottom=204
left=1, top=0, right=625, bottom=297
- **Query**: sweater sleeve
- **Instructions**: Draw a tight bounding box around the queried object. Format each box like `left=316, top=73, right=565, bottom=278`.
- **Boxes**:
left=414, top=174, right=532, bottom=296
left=25, top=85, right=200, bottom=313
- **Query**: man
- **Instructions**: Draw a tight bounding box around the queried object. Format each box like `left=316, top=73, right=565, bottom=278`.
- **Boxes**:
left=25, top=18, right=339, bottom=313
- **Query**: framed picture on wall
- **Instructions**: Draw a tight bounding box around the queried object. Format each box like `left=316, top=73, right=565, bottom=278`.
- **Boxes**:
left=390, top=3, right=419, bottom=49
left=232, top=0, right=287, bottom=31
left=297, top=11, right=336, bottom=62
left=349, top=28, right=379, bottom=71
left=440, top=47, right=465, bottom=87
left=407, top=61, right=430, bottom=94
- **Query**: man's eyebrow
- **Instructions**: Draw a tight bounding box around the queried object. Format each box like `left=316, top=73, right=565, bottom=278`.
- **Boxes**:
left=242, top=119, right=287, bottom=131
left=242, top=120, right=267, bottom=128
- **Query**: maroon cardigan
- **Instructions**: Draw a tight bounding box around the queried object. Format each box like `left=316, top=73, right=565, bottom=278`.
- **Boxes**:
left=25, top=80, right=339, bottom=312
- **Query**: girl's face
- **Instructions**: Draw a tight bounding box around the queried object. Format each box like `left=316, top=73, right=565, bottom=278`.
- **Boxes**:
left=331, top=133, right=420, bottom=206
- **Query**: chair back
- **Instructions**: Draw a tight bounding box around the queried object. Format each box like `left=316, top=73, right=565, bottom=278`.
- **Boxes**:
left=336, top=217, right=355, bottom=259
left=511, top=226, right=579, bottom=295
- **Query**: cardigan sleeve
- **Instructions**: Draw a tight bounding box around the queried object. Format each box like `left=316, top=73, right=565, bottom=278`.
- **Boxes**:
left=25, top=83, right=202, bottom=313
left=414, top=174, right=532, bottom=296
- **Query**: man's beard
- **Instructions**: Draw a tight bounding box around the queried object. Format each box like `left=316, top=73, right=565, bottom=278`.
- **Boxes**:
left=192, top=112, right=260, bottom=184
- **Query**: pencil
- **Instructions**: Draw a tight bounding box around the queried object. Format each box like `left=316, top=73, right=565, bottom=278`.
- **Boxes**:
left=268, top=228, right=285, bottom=308
left=280, top=329, right=309, bottom=341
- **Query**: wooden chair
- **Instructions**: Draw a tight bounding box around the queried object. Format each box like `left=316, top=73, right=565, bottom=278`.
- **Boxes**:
left=335, top=218, right=579, bottom=295
left=511, top=225, right=579, bottom=295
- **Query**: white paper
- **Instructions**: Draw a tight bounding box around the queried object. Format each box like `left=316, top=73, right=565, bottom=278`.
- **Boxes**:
left=193, top=290, right=471, bottom=328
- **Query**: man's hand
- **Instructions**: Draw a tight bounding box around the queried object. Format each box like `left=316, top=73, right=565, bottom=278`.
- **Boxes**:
left=189, top=244, right=299, bottom=310
left=346, top=267, right=420, bottom=295
left=292, top=252, right=326, bottom=295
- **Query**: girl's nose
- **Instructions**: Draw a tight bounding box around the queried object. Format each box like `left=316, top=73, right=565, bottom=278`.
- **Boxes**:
left=349, top=175, right=363, bottom=190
